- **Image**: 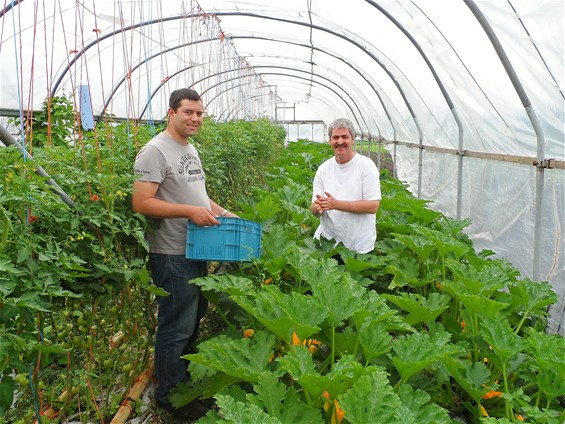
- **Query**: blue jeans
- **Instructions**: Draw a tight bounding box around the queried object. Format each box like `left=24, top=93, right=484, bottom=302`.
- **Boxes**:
left=148, top=254, right=208, bottom=408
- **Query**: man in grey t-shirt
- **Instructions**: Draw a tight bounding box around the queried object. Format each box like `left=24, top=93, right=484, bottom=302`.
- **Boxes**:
left=133, top=88, right=236, bottom=420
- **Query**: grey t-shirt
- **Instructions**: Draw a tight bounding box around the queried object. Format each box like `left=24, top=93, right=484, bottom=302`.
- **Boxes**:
left=134, top=132, right=210, bottom=254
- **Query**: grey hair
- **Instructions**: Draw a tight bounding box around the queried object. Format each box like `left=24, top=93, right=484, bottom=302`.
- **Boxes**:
left=328, top=118, right=355, bottom=140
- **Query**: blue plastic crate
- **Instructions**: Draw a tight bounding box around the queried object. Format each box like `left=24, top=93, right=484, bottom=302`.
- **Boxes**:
left=186, top=217, right=262, bottom=262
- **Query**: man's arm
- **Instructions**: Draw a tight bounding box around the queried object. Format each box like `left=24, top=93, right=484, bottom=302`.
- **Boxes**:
left=132, top=180, right=219, bottom=226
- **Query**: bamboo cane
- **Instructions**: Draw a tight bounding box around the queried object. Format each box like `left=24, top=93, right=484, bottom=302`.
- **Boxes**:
left=110, top=359, right=154, bottom=424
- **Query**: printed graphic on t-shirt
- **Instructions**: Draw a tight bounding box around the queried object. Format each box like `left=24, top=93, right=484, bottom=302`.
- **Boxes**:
left=178, top=153, right=205, bottom=183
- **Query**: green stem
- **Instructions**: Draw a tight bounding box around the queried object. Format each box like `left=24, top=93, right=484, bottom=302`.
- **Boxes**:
left=331, top=326, right=336, bottom=367
left=501, top=362, right=513, bottom=420
left=0, top=205, right=10, bottom=251
left=513, top=311, right=530, bottom=335
left=213, top=304, right=238, bottom=332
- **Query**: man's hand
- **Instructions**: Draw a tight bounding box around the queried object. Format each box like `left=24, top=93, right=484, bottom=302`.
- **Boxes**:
left=189, top=207, right=220, bottom=226
left=316, top=192, right=338, bottom=212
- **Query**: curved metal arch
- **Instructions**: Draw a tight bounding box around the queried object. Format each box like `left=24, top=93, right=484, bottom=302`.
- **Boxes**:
left=211, top=79, right=349, bottom=123
left=140, top=67, right=362, bottom=129
left=50, top=10, right=422, bottom=142
left=97, top=33, right=390, bottom=138
left=248, top=66, right=376, bottom=136
left=198, top=64, right=370, bottom=128
left=463, top=0, right=547, bottom=284
left=207, top=11, right=422, bottom=141
left=363, top=0, right=464, bottom=200
left=227, top=49, right=385, bottom=138
left=0, top=0, right=21, bottom=19
left=204, top=82, right=338, bottom=125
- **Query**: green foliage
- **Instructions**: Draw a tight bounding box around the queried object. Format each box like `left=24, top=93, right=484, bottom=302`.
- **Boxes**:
left=175, top=140, right=563, bottom=423
left=0, top=97, right=285, bottom=421
left=2, top=100, right=563, bottom=424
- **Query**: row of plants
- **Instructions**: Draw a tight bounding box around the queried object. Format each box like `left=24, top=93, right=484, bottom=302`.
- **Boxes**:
left=1, top=96, right=563, bottom=423
left=0, top=97, right=285, bottom=423
left=170, top=140, right=565, bottom=423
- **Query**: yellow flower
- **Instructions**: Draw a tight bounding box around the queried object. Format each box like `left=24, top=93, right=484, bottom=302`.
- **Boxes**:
left=332, top=399, right=345, bottom=424
left=243, top=329, right=254, bottom=338
left=480, top=405, right=488, bottom=417
left=516, top=414, right=524, bottom=421
left=322, top=391, right=331, bottom=412
left=322, top=391, right=345, bottom=424
left=482, top=390, right=503, bottom=400
left=291, top=331, right=301, bottom=346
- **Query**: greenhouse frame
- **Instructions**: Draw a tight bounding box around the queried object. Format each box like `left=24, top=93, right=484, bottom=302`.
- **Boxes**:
left=0, top=0, right=564, bottom=422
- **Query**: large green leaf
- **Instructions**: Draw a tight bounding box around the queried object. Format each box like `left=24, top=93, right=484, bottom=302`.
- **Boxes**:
left=479, top=315, right=522, bottom=364
left=199, top=394, right=283, bottom=424
left=443, top=357, right=491, bottom=402
left=339, top=369, right=403, bottom=424
left=391, top=330, right=464, bottom=382
left=385, top=255, right=422, bottom=290
left=509, top=279, right=557, bottom=317
left=291, top=356, right=369, bottom=401
left=0, top=379, right=15, bottom=414
left=310, top=273, right=366, bottom=329
left=358, top=319, right=392, bottom=362
left=384, top=292, right=451, bottom=325
left=397, top=385, right=452, bottom=423
left=251, top=372, right=322, bottom=424
left=192, top=274, right=254, bottom=296
left=233, top=286, right=327, bottom=341
left=527, top=330, right=565, bottom=400
left=393, top=233, right=436, bottom=262
left=254, top=195, right=282, bottom=222
left=276, top=345, right=317, bottom=380
left=298, top=256, right=341, bottom=287
left=458, top=294, right=508, bottom=317
left=415, top=226, right=470, bottom=260
left=186, top=332, right=276, bottom=383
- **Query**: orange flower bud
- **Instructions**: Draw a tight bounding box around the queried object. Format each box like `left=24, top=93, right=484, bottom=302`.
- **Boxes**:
left=482, top=390, right=503, bottom=400
left=243, top=329, right=254, bottom=338
left=516, top=414, right=524, bottom=421
left=263, top=277, right=273, bottom=285
left=291, top=331, right=301, bottom=346
left=480, top=405, right=488, bottom=417
left=333, top=400, right=345, bottom=424
left=322, top=391, right=331, bottom=412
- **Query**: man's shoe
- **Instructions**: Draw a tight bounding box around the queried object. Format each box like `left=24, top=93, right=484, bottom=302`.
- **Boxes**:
left=165, top=399, right=211, bottom=421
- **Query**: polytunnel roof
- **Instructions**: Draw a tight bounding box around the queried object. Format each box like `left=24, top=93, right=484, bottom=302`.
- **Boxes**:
left=0, top=0, right=563, bottom=161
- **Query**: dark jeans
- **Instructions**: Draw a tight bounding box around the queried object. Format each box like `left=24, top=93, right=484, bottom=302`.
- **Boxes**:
left=148, top=254, right=208, bottom=408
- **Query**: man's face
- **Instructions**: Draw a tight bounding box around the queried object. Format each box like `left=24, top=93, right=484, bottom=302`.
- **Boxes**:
left=329, top=127, right=354, bottom=160
left=169, top=99, right=204, bottom=138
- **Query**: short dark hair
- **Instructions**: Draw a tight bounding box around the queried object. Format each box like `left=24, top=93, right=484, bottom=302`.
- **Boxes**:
left=328, top=118, right=355, bottom=140
left=169, top=88, right=201, bottom=111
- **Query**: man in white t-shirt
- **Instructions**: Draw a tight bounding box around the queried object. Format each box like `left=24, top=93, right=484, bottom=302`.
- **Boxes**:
left=310, top=118, right=381, bottom=254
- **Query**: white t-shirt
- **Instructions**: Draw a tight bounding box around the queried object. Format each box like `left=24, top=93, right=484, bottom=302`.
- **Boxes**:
left=134, top=132, right=211, bottom=254
left=312, top=153, right=381, bottom=253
